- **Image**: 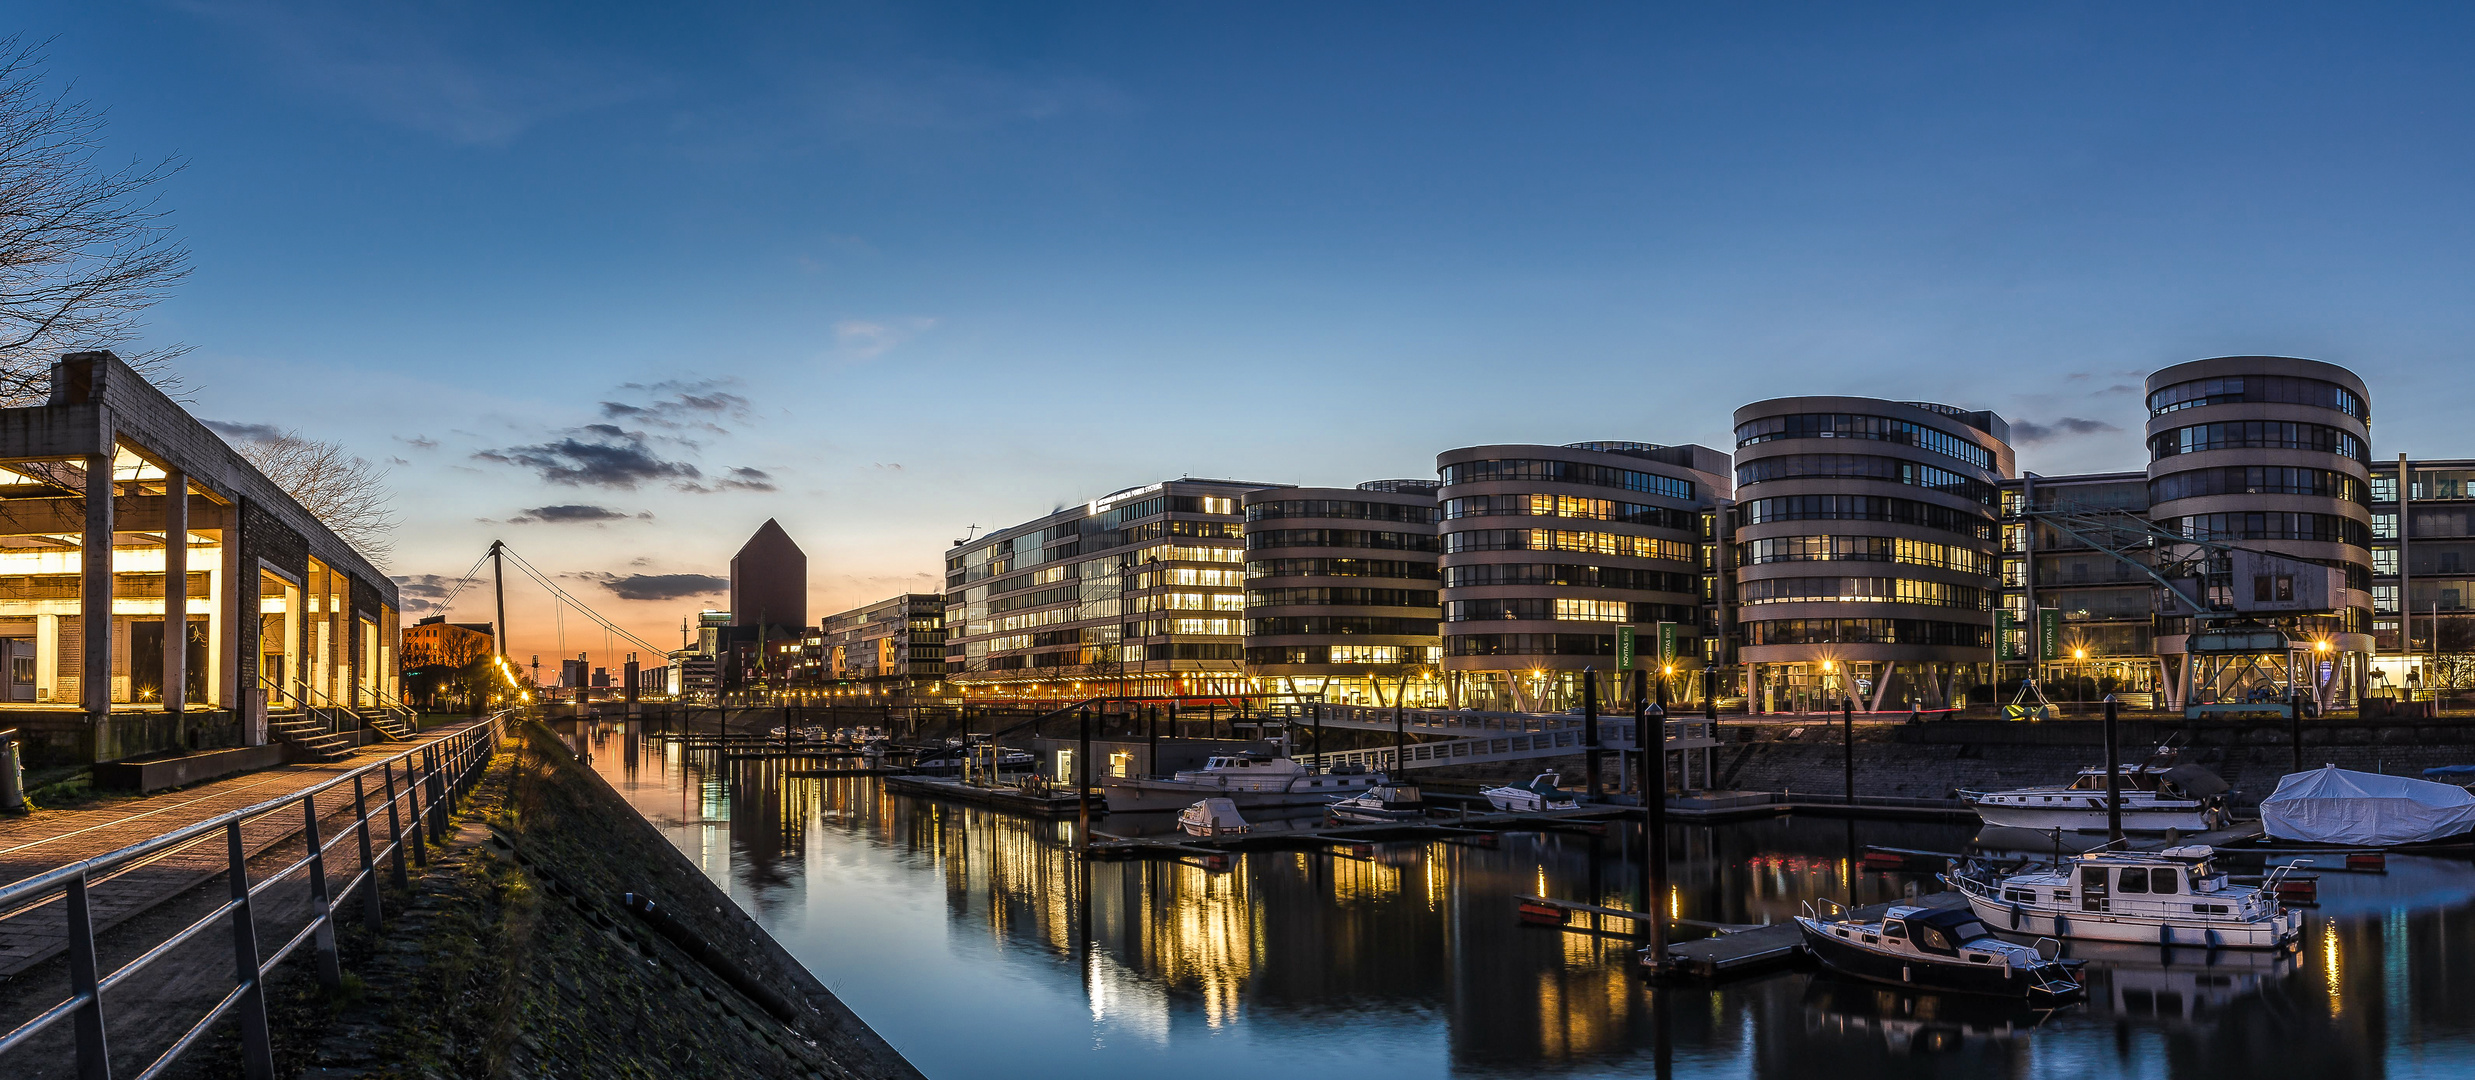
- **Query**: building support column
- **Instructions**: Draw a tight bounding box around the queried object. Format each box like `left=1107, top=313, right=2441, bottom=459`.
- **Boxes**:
left=82, top=452, right=114, bottom=719
left=162, top=468, right=187, bottom=715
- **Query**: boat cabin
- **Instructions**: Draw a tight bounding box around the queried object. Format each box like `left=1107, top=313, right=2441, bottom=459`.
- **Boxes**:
left=1993, top=850, right=2241, bottom=916
left=1879, top=908, right=2000, bottom=957
left=2065, top=766, right=2167, bottom=792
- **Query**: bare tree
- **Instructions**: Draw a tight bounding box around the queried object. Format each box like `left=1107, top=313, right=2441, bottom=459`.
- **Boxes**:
left=234, top=431, right=400, bottom=567
left=0, top=37, right=190, bottom=404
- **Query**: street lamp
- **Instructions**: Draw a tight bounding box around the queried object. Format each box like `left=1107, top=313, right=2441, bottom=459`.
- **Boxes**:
left=2073, top=647, right=2087, bottom=713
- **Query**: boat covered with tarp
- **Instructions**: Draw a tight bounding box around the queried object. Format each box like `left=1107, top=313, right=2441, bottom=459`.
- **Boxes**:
left=2260, top=765, right=2475, bottom=846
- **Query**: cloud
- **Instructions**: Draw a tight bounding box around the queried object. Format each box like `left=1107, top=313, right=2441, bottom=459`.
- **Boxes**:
left=392, top=573, right=459, bottom=615
left=396, top=434, right=439, bottom=450
left=599, top=380, right=750, bottom=434
left=507, top=504, right=650, bottom=525
left=833, top=317, right=935, bottom=360
left=204, top=419, right=285, bottom=443
left=475, top=425, right=702, bottom=489
left=596, top=573, right=728, bottom=602
left=674, top=466, right=778, bottom=495
left=2011, top=417, right=2122, bottom=443
left=175, top=1, right=664, bottom=146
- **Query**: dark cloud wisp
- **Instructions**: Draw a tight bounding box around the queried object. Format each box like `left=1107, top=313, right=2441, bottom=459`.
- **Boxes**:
left=507, top=504, right=649, bottom=524
left=2011, top=417, right=2122, bottom=444
left=599, top=573, right=728, bottom=601
left=204, top=419, right=285, bottom=444
left=475, top=425, right=701, bottom=489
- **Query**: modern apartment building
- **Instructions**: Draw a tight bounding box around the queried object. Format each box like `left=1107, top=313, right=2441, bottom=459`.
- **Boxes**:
left=2367, top=457, right=2475, bottom=691
left=1998, top=471, right=2159, bottom=705
left=1731, top=399, right=2014, bottom=714
left=2144, top=357, right=2375, bottom=706
left=820, top=593, right=948, bottom=697
left=944, top=478, right=1280, bottom=697
left=1436, top=442, right=1727, bottom=713
left=1241, top=480, right=1443, bottom=707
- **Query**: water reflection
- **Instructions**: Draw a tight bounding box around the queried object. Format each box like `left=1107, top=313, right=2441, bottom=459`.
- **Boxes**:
left=569, top=721, right=2475, bottom=1079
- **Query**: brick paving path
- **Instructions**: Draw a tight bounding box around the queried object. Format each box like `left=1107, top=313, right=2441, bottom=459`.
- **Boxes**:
left=0, top=723, right=482, bottom=978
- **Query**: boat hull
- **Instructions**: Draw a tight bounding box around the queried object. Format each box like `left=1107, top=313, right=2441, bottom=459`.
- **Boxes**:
left=1796, top=920, right=2078, bottom=1000
left=1969, top=799, right=2216, bottom=833
left=1102, top=774, right=1379, bottom=812
left=1955, top=887, right=2300, bottom=949
left=1326, top=803, right=1424, bottom=824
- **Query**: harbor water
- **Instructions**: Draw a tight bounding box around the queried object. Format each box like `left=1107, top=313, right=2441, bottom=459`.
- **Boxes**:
left=573, top=722, right=2475, bottom=1079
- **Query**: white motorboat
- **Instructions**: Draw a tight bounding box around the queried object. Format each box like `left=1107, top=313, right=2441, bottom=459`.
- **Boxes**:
left=1944, top=846, right=2305, bottom=949
left=1794, top=900, right=2083, bottom=1003
left=1326, top=777, right=1426, bottom=824
left=1482, top=772, right=1579, bottom=814
left=1101, top=749, right=1379, bottom=812
left=1178, top=798, right=1251, bottom=837
left=1962, top=753, right=2231, bottom=834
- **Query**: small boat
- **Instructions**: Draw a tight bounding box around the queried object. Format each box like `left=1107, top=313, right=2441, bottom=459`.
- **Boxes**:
left=1796, top=901, right=2082, bottom=1004
left=1326, top=777, right=1426, bottom=824
left=2260, top=765, right=2475, bottom=846
left=1178, top=798, right=1251, bottom=837
left=911, top=743, right=1034, bottom=776
left=1483, top=772, right=1578, bottom=814
left=1961, top=747, right=2231, bottom=833
left=1944, top=845, right=2306, bottom=949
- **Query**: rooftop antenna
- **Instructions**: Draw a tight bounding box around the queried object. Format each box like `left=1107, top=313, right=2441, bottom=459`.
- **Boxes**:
left=961, top=523, right=981, bottom=542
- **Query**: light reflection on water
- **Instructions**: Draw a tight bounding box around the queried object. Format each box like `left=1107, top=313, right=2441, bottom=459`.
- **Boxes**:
left=574, top=722, right=2475, bottom=1079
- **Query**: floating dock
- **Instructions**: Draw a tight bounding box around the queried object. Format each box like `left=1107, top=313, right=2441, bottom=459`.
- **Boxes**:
left=882, top=775, right=1091, bottom=817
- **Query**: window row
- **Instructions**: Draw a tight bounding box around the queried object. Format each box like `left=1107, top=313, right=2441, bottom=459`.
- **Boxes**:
left=1732, top=414, right=1996, bottom=471
left=2149, top=465, right=2366, bottom=504
left=1442, top=494, right=1698, bottom=529
left=2146, top=374, right=2366, bottom=419
left=1736, top=576, right=1989, bottom=610
left=2166, top=512, right=2371, bottom=547
left=1445, top=633, right=1629, bottom=657
left=1247, top=529, right=1441, bottom=553
left=1247, top=616, right=1440, bottom=637
left=1444, top=598, right=1700, bottom=623
left=1246, top=499, right=1439, bottom=524
left=1245, top=587, right=1439, bottom=608
left=1735, top=535, right=1991, bottom=575
left=1441, top=563, right=1696, bottom=592
left=1438, top=458, right=1696, bottom=500
left=1244, top=558, right=1440, bottom=581
left=1741, top=618, right=1991, bottom=648
left=1246, top=643, right=1443, bottom=666
left=1442, top=529, right=1697, bottom=561
left=1735, top=495, right=1995, bottom=540
left=1733, top=453, right=1999, bottom=505
left=2147, top=421, right=2367, bottom=462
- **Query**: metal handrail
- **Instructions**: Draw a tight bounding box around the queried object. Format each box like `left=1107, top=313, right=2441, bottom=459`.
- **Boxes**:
left=0, top=710, right=515, bottom=1080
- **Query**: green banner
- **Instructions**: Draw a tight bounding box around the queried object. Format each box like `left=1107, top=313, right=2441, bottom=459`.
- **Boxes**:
left=1995, top=610, right=2016, bottom=660
left=1658, top=622, right=1678, bottom=665
left=2038, top=607, right=2062, bottom=662
left=1616, top=626, right=1635, bottom=669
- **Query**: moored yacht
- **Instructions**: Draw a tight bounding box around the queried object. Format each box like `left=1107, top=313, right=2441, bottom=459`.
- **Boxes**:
left=1483, top=772, right=1579, bottom=814
left=1326, top=777, right=1426, bottom=823
left=1962, top=752, right=2230, bottom=834
left=1796, top=901, right=2084, bottom=1003
left=1101, top=750, right=1379, bottom=812
left=1944, top=846, right=2306, bottom=949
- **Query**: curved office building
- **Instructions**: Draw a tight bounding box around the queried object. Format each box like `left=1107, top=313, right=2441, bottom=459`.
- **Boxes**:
left=1732, top=399, right=2013, bottom=713
left=2144, top=356, right=2375, bottom=706
left=1242, top=481, right=1443, bottom=706
left=1436, top=442, right=1727, bottom=713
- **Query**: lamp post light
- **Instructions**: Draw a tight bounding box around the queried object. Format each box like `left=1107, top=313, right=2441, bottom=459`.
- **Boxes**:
left=2073, top=647, right=2087, bottom=714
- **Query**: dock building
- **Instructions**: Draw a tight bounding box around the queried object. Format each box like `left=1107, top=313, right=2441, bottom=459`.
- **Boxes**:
left=943, top=478, right=1280, bottom=698
left=3, top=352, right=402, bottom=764
left=1730, top=399, right=2014, bottom=714
left=2369, top=457, right=2475, bottom=692
left=1436, top=442, right=1728, bottom=713
left=819, top=593, right=948, bottom=703
left=1241, top=480, right=1442, bottom=707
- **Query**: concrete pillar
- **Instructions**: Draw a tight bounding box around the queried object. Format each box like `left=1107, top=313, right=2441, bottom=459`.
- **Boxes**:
left=162, top=469, right=186, bottom=714
left=82, top=453, right=113, bottom=717
left=219, top=503, right=242, bottom=714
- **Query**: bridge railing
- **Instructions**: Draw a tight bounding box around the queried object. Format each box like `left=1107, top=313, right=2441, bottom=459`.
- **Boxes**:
left=0, top=712, right=511, bottom=1080
left=1305, top=719, right=1716, bottom=773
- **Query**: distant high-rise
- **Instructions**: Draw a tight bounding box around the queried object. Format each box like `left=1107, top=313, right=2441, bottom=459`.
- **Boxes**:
left=729, top=519, right=808, bottom=631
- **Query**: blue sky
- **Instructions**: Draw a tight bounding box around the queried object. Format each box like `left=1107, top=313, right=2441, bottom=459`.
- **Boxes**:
left=20, top=2, right=2475, bottom=663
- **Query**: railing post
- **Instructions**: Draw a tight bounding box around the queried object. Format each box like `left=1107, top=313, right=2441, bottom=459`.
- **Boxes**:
left=227, top=821, right=276, bottom=1080
left=353, top=774, right=382, bottom=933
left=427, top=746, right=448, bottom=842
left=382, top=760, right=410, bottom=884
left=63, top=868, right=109, bottom=1080
left=300, top=794, right=342, bottom=989
left=401, top=756, right=428, bottom=868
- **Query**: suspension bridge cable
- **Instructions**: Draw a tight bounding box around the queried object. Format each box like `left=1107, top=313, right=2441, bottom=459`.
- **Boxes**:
left=493, top=544, right=673, bottom=657
left=429, top=549, right=492, bottom=619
